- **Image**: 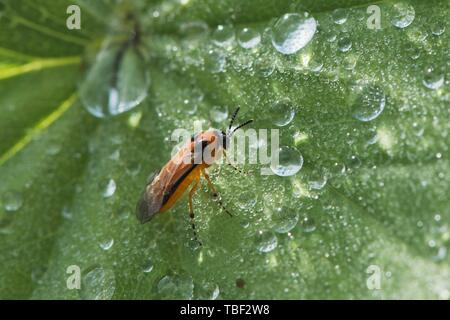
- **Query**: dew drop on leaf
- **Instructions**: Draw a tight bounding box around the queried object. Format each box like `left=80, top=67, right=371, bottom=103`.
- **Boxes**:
left=390, top=2, right=415, bottom=29
left=422, top=65, right=444, bottom=90
left=332, top=8, right=348, bottom=25
left=271, top=146, right=303, bottom=177
left=431, top=22, right=445, bottom=36
left=273, top=208, right=299, bottom=233
left=125, top=161, right=141, bottom=176
left=351, top=84, right=386, bottom=122
left=237, top=27, right=261, bottom=49
left=79, top=45, right=150, bottom=118
left=80, top=267, right=116, bottom=300
left=2, top=191, right=23, bottom=212
left=337, top=35, right=352, bottom=52
left=99, top=238, right=114, bottom=250
left=271, top=12, right=317, bottom=55
left=255, top=231, right=278, bottom=253
left=157, top=274, right=194, bottom=299
left=301, top=217, right=316, bottom=233
left=204, top=49, right=226, bottom=73
left=212, top=25, right=235, bottom=47
left=179, top=21, right=209, bottom=39
left=142, top=258, right=154, bottom=273
left=270, top=99, right=295, bottom=127
left=254, top=54, right=275, bottom=77
left=195, top=281, right=220, bottom=300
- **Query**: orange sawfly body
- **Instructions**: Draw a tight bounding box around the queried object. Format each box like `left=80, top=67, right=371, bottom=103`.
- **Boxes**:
left=136, top=107, right=253, bottom=245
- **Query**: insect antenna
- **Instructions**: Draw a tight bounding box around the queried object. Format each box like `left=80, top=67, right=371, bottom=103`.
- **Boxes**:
left=230, top=119, right=253, bottom=135
left=228, top=107, right=241, bottom=132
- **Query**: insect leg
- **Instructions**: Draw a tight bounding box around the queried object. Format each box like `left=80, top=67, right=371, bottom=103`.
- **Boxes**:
left=188, top=179, right=202, bottom=246
left=201, top=169, right=233, bottom=217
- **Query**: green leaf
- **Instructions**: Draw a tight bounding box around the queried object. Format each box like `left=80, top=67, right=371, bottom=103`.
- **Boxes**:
left=0, top=0, right=449, bottom=299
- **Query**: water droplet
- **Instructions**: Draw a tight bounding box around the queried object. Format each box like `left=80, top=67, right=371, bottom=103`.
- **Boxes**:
left=332, top=8, right=348, bottom=24
left=270, top=99, right=295, bottom=126
left=79, top=45, right=150, bottom=118
left=271, top=146, right=303, bottom=177
left=423, top=65, right=444, bottom=90
left=204, top=49, right=226, bottom=73
left=237, top=27, right=261, bottom=49
left=350, top=84, right=386, bottom=122
left=308, top=59, right=323, bottom=73
left=196, top=281, right=220, bottom=300
left=343, top=55, right=357, bottom=70
left=273, top=208, right=299, bottom=233
left=301, top=217, right=316, bottom=232
left=142, top=258, right=154, bottom=273
left=99, top=238, right=114, bottom=250
left=255, top=231, right=278, bottom=253
left=212, top=25, right=235, bottom=47
left=179, top=21, right=209, bottom=39
left=157, top=274, right=194, bottom=299
left=271, top=12, right=317, bottom=55
left=390, top=2, right=415, bottom=29
left=210, top=105, right=228, bottom=122
left=337, top=35, right=352, bottom=52
left=254, top=54, right=275, bottom=77
left=236, top=190, right=257, bottom=210
left=102, top=179, right=116, bottom=198
left=80, top=267, right=116, bottom=300
left=2, top=191, right=23, bottom=212
left=431, top=22, right=445, bottom=36
left=126, top=161, right=141, bottom=176
left=308, top=170, right=328, bottom=190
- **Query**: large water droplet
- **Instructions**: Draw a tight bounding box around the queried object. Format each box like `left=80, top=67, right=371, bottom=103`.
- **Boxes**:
left=212, top=25, right=235, bottom=47
left=271, top=12, right=317, bottom=55
left=351, top=84, right=386, bottom=122
left=157, top=274, right=194, bottom=299
left=270, top=99, right=295, bottom=126
left=271, top=146, right=303, bottom=176
left=2, top=191, right=23, bottom=212
left=79, top=45, right=150, bottom=118
left=390, top=2, right=415, bottom=29
left=102, top=179, right=116, bottom=198
left=422, top=65, right=444, bottom=90
left=237, top=27, right=261, bottom=49
left=255, top=231, right=278, bottom=253
left=80, top=267, right=116, bottom=300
